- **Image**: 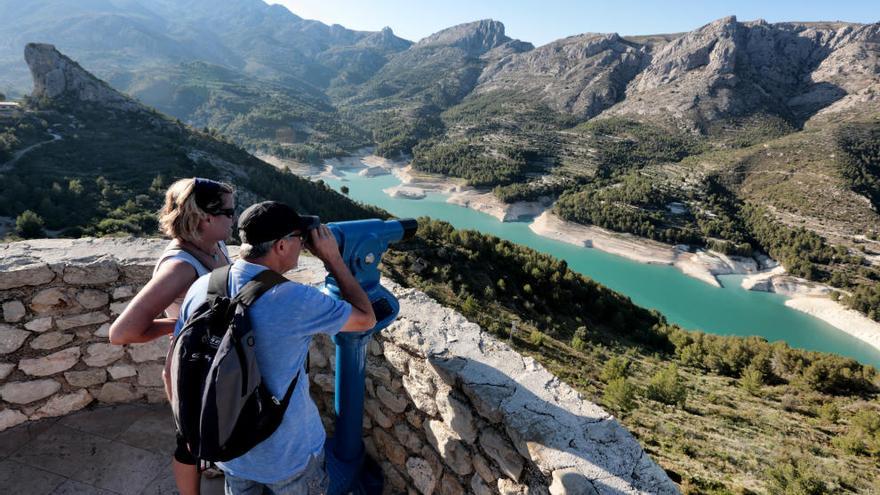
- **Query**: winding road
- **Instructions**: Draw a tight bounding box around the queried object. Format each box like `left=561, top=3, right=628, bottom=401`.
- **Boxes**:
left=0, top=131, right=62, bottom=172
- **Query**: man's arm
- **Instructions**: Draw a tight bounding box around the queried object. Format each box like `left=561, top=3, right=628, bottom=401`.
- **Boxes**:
left=308, top=225, right=377, bottom=331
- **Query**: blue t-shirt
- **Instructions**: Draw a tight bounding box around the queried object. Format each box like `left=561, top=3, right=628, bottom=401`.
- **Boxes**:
left=175, top=259, right=351, bottom=483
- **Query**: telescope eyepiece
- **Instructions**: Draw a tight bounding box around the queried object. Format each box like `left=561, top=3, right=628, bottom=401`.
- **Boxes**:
left=398, top=218, right=418, bottom=241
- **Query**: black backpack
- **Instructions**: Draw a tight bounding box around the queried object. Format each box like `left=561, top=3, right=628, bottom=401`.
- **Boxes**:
left=169, top=265, right=302, bottom=462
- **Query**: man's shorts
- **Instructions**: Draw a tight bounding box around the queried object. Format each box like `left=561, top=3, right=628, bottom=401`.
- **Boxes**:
left=223, top=452, right=329, bottom=495
left=174, top=432, right=198, bottom=465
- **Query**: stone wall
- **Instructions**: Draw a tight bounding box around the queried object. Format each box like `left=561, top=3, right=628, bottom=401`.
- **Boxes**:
left=0, top=238, right=172, bottom=430
left=0, top=239, right=676, bottom=494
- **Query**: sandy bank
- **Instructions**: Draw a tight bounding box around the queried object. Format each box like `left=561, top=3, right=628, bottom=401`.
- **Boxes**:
left=446, top=189, right=548, bottom=222
left=785, top=297, right=880, bottom=352
left=383, top=186, right=426, bottom=199
left=528, top=211, right=759, bottom=287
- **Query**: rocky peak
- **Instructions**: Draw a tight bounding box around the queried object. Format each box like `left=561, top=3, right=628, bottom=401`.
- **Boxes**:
left=24, top=43, right=139, bottom=111
left=416, top=19, right=511, bottom=56
left=356, top=26, right=413, bottom=52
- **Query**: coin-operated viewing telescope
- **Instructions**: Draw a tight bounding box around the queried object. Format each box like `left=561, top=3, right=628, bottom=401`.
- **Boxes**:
left=320, top=218, right=418, bottom=495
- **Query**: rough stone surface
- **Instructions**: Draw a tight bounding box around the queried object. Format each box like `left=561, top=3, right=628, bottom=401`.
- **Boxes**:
left=473, top=453, right=497, bottom=484
left=313, top=373, right=334, bottom=392
left=96, top=382, right=141, bottom=403
left=2, top=300, right=26, bottom=322
left=112, top=285, right=135, bottom=300
left=84, top=342, right=125, bottom=367
left=0, top=263, right=54, bottom=290
left=437, top=389, right=477, bottom=443
left=374, top=428, right=407, bottom=467
left=31, top=389, right=93, bottom=419
left=94, top=323, right=110, bottom=338
left=18, top=347, right=81, bottom=376
left=0, top=362, right=14, bottom=381
left=0, top=408, right=28, bottom=431
left=549, top=467, right=599, bottom=495
left=0, top=324, right=30, bottom=354
left=110, top=299, right=130, bottom=315
left=136, top=363, right=165, bottom=387
left=29, top=287, right=79, bottom=315
left=76, top=289, right=109, bottom=309
left=0, top=379, right=60, bottom=404
left=365, top=398, right=393, bottom=429
left=438, top=473, right=465, bottom=495
left=425, top=420, right=472, bottom=476
left=29, top=331, right=74, bottom=350
left=63, top=260, right=119, bottom=285
left=471, top=475, right=493, bottom=495
left=24, top=317, right=53, bottom=332
left=108, top=364, right=136, bottom=379
left=64, top=369, right=107, bottom=388
left=55, top=311, right=109, bottom=330
left=406, top=457, right=437, bottom=495
left=377, top=385, right=409, bottom=413
left=128, top=338, right=168, bottom=362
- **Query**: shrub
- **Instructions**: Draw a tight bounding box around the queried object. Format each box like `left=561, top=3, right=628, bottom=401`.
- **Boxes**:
left=15, top=210, right=45, bottom=238
left=604, top=377, right=637, bottom=413
left=600, top=356, right=632, bottom=383
left=646, top=364, right=687, bottom=407
left=817, top=402, right=839, bottom=423
left=765, top=452, right=827, bottom=494
left=570, top=326, right=588, bottom=351
left=529, top=329, right=544, bottom=346
left=739, top=366, right=764, bottom=396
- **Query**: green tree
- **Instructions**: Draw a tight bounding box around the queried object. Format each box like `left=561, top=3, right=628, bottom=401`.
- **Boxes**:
left=601, top=356, right=632, bottom=382
left=340, top=185, right=350, bottom=195
left=765, top=453, right=827, bottom=495
left=603, top=377, right=637, bottom=413
left=645, top=364, right=687, bottom=407
left=15, top=210, right=45, bottom=238
left=739, top=366, right=764, bottom=396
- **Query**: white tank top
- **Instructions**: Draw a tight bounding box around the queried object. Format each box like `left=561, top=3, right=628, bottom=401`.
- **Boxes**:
left=153, top=240, right=230, bottom=319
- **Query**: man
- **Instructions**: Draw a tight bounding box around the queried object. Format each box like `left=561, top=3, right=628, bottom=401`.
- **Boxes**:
left=172, top=201, right=377, bottom=494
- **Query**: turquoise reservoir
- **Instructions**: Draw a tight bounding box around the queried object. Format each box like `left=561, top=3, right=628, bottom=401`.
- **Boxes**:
left=324, top=170, right=880, bottom=368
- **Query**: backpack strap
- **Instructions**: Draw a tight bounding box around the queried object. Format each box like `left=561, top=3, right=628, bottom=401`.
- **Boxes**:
left=207, top=265, right=232, bottom=303
left=233, top=269, right=289, bottom=307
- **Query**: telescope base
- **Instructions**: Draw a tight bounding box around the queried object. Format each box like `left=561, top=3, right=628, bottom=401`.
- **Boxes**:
left=324, top=437, right=383, bottom=495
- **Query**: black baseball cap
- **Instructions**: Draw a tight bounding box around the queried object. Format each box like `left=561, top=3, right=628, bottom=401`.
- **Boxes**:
left=237, top=201, right=320, bottom=244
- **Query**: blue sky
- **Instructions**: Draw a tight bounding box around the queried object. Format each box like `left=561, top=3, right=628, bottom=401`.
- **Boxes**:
left=272, top=1, right=878, bottom=46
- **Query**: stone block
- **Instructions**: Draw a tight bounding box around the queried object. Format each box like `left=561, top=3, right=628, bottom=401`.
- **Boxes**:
left=313, top=373, right=334, bottom=392
left=403, top=373, right=438, bottom=416
left=29, top=331, right=74, bottom=350
left=128, top=338, right=168, bottom=362
left=461, top=382, right=514, bottom=424
left=110, top=300, right=130, bottom=315
left=437, top=390, right=477, bottom=443
left=369, top=339, right=383, bottom=356
left=383, top=344, right=410, bottom=375
left=366, top=362, right=392, bottom=384
left=121, top=264, right=152, bottom=280
left=2, top=300, right=26, bottom=322
left=364, top=398, right=393, bottom=429
left=64, top=369, right=107, bottom=388
left=108, top=364, right=136, bottom=379
left=76, top=289, right=109, bottom=309
left=0, top=325, right=29, bottom=354
left=470, top=475, right=493, bottom=495
left=63, top=260, right=119, bottom=285
left=393, top=423, right=422, bottom=453
left=383, top=462, right=407, bottom=492
left=0, top=362, right=14, bottom=381
left=498, top=479, right=529, bottom=495
left=144, top=387, right=168, bottom=403
left=439, top=473, right=464, bottom=495
left=31, top=389, right=93, bottom=419
left=424, top=420, right=472, bottom=476
left=374, top=428, right=407, bottom=467
left=56, top=311, right=109, bottom=330
left=96, top=382, right=142, bottom=403
left=377, top=385, right=408, bottom=413
left=0, top=263, right=55, bottom=290
left=84, top=342, right=125, bottom=367
left=0, top=379, right=61, bottom=404
left=29, top=287, right=79, bottom=315
left=549, top=467, right=598, bottom=495
left=94, top=323, right=110, bottom=338
left=112, top=285, right=135, bottom=300
left=0, top=408, right=28, bottom=431
left=136, top=363, right=165, bottom=387
left=473, top=454, right=498, bottom=484
left=24, top=317, right=53, bottom=333
left=479, top=429, right=524, bottom=481
left=406, top=457, right=436, bottom=495
left=19, top=347, right=81, bottom=376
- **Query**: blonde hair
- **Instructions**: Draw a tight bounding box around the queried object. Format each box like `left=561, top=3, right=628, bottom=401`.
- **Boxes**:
left=158, top=178, right=233, bottom=243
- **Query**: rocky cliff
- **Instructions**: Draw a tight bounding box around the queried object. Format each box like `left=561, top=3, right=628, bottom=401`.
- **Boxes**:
left=24, top=43, right=141, bottom=111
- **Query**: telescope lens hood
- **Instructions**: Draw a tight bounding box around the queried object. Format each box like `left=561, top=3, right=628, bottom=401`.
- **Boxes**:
left=398, top=218, right=418, bottom=240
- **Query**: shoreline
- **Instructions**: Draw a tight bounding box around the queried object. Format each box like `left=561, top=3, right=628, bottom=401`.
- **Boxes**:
left=297, top=151, right=880, bottom=356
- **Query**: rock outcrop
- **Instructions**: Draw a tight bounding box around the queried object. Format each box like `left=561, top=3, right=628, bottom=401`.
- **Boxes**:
left=24, top=43, right=140, bottom=111
left=476, top=33, right=647, bottom=118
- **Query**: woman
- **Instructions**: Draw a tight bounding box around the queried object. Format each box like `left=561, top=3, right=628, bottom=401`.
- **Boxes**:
left=109, top=177, right=235, bottom=495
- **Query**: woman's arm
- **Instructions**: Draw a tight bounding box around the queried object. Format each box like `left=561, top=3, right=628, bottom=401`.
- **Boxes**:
left=108, top=260, right=197, bottom=345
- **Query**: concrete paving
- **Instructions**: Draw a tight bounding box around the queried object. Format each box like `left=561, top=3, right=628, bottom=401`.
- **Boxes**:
left=0, top=403, right=224, bottom=494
